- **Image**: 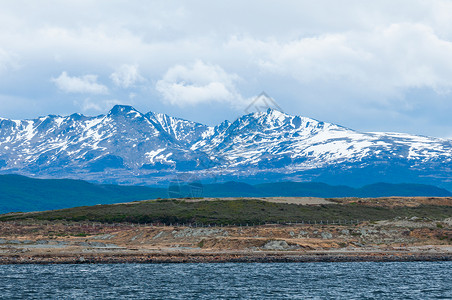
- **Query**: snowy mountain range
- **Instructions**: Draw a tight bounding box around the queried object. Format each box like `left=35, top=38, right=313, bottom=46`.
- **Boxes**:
left=0, top=105, right=451, bottom=189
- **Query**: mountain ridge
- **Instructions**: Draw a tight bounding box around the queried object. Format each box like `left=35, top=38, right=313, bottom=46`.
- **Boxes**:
left=0, top=105, right=451, bottom=189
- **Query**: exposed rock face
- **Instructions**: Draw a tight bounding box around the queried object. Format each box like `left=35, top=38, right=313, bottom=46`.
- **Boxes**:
left=261, top=240, right=300, bottom=250
left=321, top=232, right=333, bottom=240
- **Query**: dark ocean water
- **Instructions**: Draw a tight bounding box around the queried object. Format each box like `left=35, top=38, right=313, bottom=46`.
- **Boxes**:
left=0, top=262, right=450, bottom=299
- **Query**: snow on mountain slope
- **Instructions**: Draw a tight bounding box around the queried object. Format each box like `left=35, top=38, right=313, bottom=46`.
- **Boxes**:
left=0, top=105, right=450, bottom=187
left=146, top=111, right=213, bottom=146
left=195, top=108, right=451, bottom=171
left=0, top=105, right=212, bottom=179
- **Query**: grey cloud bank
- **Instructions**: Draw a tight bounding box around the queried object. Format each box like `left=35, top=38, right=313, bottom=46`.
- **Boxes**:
left=0, top=0, right=451, bottom=138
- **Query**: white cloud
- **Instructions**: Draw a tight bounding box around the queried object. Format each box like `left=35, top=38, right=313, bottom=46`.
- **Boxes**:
left=227, top=23, right=452, bottom=98
left=110, top=64, right=144, bottom=88
left=259, top=24, right=452, bottom=95
left=156, top=60, right=243, bottom=106
left=52, top=71, right=108, bottom=94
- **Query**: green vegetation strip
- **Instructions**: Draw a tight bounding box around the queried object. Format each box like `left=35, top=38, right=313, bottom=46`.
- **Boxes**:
left=1, top=199, right=451, bottom=225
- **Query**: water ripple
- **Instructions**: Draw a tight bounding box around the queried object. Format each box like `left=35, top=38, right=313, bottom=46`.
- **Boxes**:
left=0, top=262, right=450, bottom=299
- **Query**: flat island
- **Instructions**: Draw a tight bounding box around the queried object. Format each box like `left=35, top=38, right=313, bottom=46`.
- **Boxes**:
left=0, top=197, right=451, bottom=264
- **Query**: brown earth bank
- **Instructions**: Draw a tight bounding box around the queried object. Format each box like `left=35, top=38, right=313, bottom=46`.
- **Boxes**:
left=0, top=216, right=450, bottom=264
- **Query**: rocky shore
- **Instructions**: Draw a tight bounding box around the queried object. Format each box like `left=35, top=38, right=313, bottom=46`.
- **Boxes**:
left=1, top=251, right=451, bottom=264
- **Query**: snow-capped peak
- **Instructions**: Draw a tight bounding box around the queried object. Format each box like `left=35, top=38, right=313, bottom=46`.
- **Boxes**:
left=107, top=105, right=142, bottom=118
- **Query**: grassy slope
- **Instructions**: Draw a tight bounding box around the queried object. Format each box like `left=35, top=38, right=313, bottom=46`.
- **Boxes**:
left=2, top=199, right=451, bottom=225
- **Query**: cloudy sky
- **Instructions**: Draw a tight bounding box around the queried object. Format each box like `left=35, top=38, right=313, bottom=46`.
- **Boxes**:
left=1, top=0, right=452, bottom=137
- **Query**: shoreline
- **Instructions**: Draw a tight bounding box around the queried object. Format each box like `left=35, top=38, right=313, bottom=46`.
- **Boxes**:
left=1, top=207, right=450, bottom=265
left=1, top=251, right=451, bottom=265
